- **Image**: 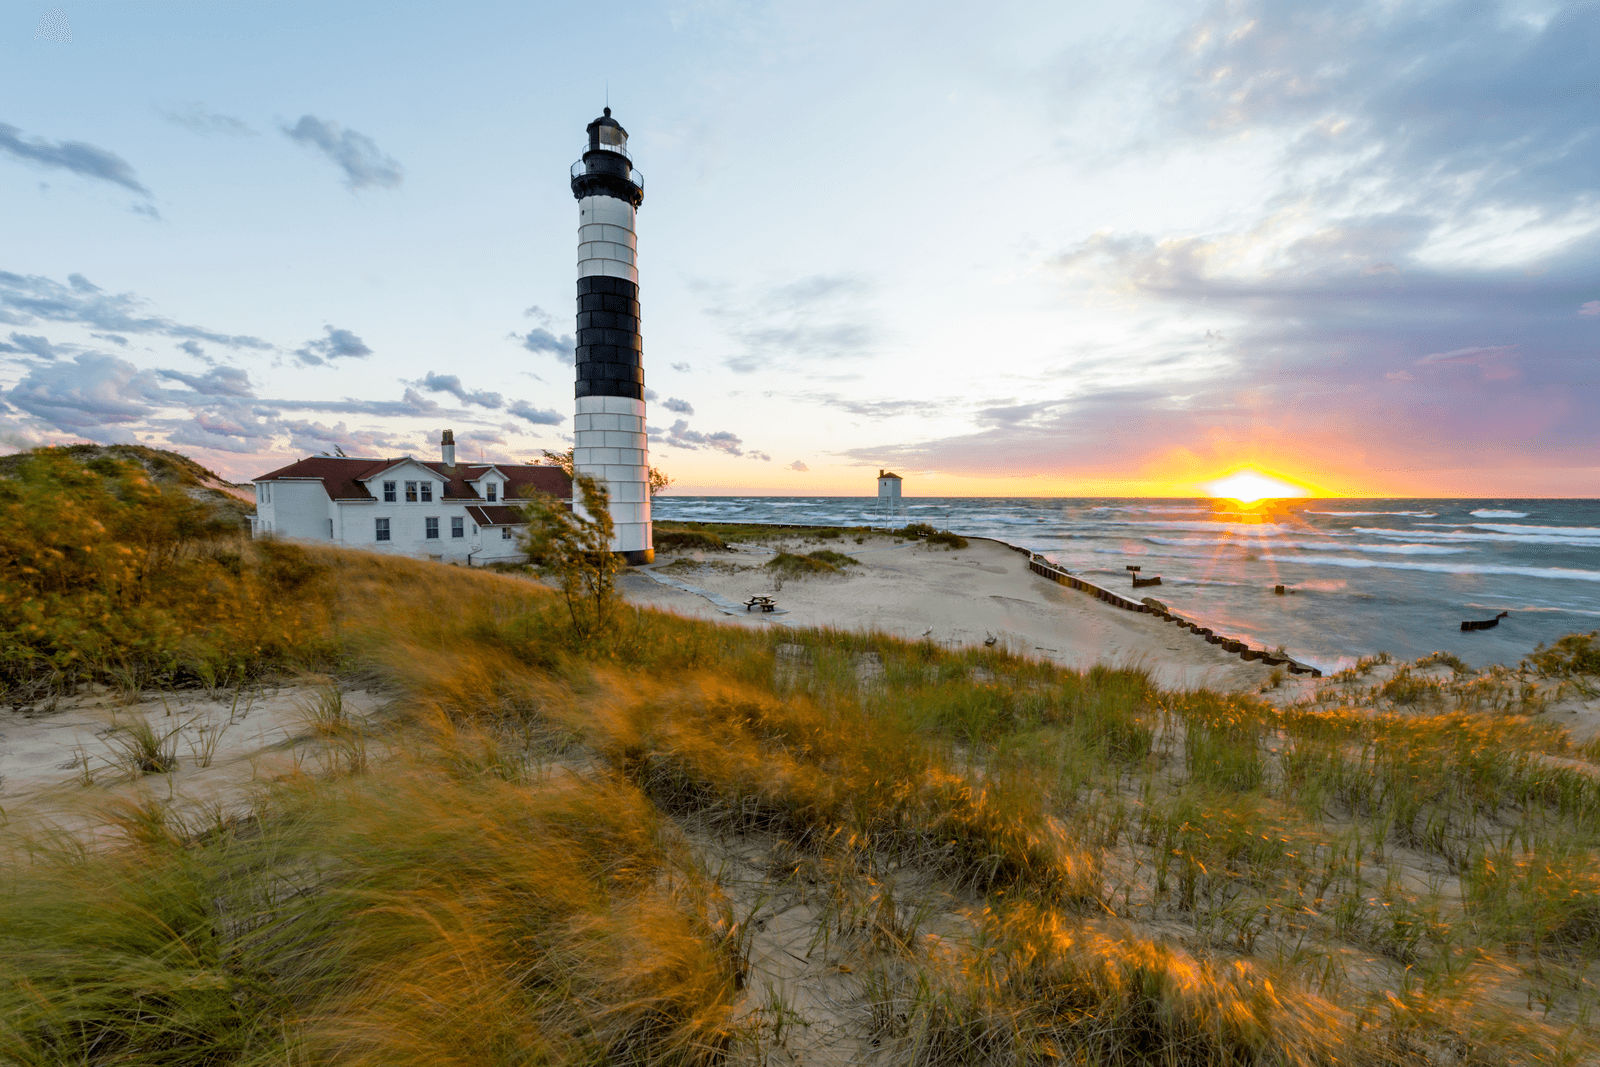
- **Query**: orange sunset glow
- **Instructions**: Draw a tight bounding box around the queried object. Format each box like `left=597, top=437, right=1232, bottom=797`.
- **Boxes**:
left=1202, top=467, right=1315, bottom=507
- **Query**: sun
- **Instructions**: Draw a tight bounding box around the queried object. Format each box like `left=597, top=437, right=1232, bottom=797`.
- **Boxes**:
left=1203, top=468, right=1312, bottom=508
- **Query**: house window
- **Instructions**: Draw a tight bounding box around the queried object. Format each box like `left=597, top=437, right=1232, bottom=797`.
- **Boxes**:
left=256, top=483, right=264, bottom=502
left=486, top=483, right=497, bottom=502
left=420, top=482, right=433, bottom=502
left=451, top=516, right=464, bottom=538
left=425, top=517, right=439, bottom=539
left=383, top=481, right=396, bottom=502
left=328, top=519, right=334, bottom=539
left=376, top=518, right=391, bottom=542
left=501, top=526, right=513, bottom=540
left=405, top=481, right=418, bottom=502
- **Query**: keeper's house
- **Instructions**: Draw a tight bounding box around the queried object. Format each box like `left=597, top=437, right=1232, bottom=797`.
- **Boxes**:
left=250, top=430, right=571, bottom=565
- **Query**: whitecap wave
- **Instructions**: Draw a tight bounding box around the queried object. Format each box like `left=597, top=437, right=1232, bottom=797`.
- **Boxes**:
left=1470, top=509, right=1529, bottom=518
left=1259, top=555, right=1600, bottom=582
left=1354, top=526, right=1600, bottom=548
left=1472, top=523, right=1600, bottom=537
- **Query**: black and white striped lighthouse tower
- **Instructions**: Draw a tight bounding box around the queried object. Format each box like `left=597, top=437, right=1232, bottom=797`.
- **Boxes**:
left=570, top=107, right=652, bottom=563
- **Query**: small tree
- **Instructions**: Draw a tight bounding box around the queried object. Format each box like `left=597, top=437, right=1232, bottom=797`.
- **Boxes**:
left=519, top=473, right=621, bottom=640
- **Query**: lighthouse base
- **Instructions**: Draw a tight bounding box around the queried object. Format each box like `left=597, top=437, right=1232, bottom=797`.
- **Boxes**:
left=621, top=548, right=655, bottom=566
left=572, top=394, right=652, bottom=557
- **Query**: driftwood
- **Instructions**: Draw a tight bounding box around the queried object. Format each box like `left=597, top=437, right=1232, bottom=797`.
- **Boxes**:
left=1132, top=575, right=1162, bottom=588
left=1461, top=611, right=1509, bottom=632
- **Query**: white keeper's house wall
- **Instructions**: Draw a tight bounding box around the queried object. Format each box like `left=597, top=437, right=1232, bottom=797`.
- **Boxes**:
left=250, top=447, right=571, bottom=565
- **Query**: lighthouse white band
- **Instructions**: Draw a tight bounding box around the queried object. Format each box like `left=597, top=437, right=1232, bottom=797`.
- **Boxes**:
left=577, top=196, right=638, bottom=284
left=573, top=394, right=651, bottom=554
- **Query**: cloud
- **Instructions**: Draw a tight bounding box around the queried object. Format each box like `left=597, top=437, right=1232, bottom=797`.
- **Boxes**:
left=797, top=392, right=948, bottom=420
left=1, top=333, right=61, bottom=359
left=283, top=115, right=403, bottom=190
left=280, top=419, right=408, bottom=455
left=670, top=361, right=692, bottom=372
left=507, top=400, right=564, bottom=426
left=786, top=460, right=809, bottom=471
left=294, top=325, right=372, bottom=367
left=518, top=326, right=575, bottom=363
left=1581, top=301, right=1600, bottom=316
left=7, top=352, right=163, bottom=429
left=0, top=269, right=271, bottom=349
left=0, top=121, right=149, bottom=195
left=662, top=396, right=694, bottom=415
left=663, top=418, right=748, bottom=456
left=160, top=103, right=256, bottom=136
left=418, top=371, right=503, bottom=408
left=703, top=274, right=879, bottom=373
left=157, top=365, right=255, bottom=397
left=269, top=388, right=440, bottom=418
left=1166, top=1, right=1600, bottom=216
left=178, top=340, right=205, bottom=359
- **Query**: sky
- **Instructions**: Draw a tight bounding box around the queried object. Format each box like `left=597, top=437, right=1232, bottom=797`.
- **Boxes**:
left=2, top=0, right=1598, bottom=498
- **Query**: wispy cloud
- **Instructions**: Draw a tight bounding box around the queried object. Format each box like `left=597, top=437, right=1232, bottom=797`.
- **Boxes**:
left=159, top=102, right=256, bottom=136
left=282, top=115, right=403, bottom=190
left=294, top=325, right=372, bottom=367
left=0, top=270, right=271, bottom=349
left=7, top=352, right=163, bottom=429
left=703, top=274, right=879, bottom=373
left=0, top=122, right=149, bottom=195
left=662, top=396, right=694, bottom=415
left=507, top=400, right=563, bottom=426
left=418, top=371, right=503, bottom=408
left=157, top=365, right=255, bottom=397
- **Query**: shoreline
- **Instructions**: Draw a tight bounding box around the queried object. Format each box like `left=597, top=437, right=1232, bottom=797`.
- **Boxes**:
left=623, top=526, right=1292, bottom=692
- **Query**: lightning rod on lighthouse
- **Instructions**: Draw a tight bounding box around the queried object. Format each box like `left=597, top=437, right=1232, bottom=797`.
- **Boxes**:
left=570, top=106, right=652, bottom=563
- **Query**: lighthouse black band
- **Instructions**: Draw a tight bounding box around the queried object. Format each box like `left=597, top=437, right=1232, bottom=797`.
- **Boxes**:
left=574, top=275, right=644, bottom=400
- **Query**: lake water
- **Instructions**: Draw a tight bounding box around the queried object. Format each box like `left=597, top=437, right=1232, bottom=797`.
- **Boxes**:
left=650, top=496, right=1600, bottom=673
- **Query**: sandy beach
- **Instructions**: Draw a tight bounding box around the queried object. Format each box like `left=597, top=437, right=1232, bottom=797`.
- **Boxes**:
left=621, top=530, right=1285, bottom=692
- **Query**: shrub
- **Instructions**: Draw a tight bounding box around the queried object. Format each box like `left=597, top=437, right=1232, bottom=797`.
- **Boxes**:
left=520, top=473, right=622, bottom=640
left=805, top=549, right=858, bottom=567
left=1524, top=631, right=1600, bottom=676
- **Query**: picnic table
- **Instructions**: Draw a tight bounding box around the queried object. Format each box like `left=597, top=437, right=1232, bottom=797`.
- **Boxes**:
left=745, top=595, right=777, bottom=612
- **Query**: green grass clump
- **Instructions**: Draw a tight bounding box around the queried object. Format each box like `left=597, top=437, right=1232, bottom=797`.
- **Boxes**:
left=766, top=551, right=839, bottom=578
left=805, top=549, right=858, bottom=567
left=655, top=529, right=728, bottom=553
left=894, top=522, right=969, bottom=549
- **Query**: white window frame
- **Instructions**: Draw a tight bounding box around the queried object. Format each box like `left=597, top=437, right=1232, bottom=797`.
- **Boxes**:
left=375, top=517, right=391, bottom=542
left=425, top=516, right=440, bottom=540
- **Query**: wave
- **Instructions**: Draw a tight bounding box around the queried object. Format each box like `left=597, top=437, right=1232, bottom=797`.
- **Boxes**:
left=1089, top=506, right=1210, bottom=514
left=1306, top=510, right=1438, bottom=517
left=1472, top=523, right=1600, bottom=537
left=1470, top=509, right=1529, bottom=518
left=1354, top=526, right=1600, bottom=548
left=1104, top=520, right=1300, bottom=536
left=1142, top=536, right=1463, bottom=555
left=1259, top=555, right=1600, bottom=582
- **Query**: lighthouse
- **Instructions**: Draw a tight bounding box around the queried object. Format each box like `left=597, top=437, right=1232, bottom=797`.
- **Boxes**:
left=570, top=107, right=652, bottom=563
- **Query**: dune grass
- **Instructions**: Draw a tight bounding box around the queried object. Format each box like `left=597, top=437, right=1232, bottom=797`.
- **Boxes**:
left=3, top=519, right=1600, bottom=1063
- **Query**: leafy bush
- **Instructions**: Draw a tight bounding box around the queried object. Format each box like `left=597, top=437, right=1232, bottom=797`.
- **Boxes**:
left=1524, top=631, right=1600, bottom=676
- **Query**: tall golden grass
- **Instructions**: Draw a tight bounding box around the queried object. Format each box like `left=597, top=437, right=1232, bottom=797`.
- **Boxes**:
left=3, top=471, right=1599, bottom=1064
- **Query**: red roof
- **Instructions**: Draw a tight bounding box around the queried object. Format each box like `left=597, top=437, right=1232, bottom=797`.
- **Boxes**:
left=466, top=505, right=527, bottom=527
left=254, top=457, right=571, bottom=502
